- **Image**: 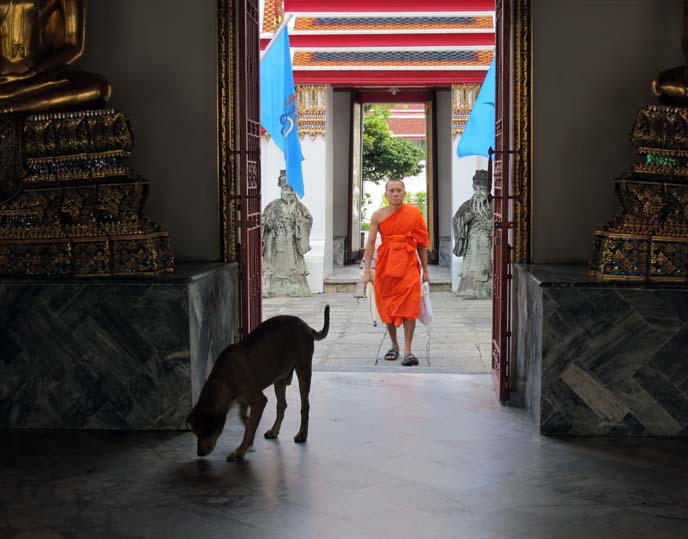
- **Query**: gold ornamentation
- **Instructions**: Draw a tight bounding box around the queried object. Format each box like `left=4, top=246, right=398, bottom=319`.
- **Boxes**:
left=0, top=115, right=24, bottom=203
left=513, top=0, right=532, bottom=264
left=452, top=83, right=481, bottom=138
left=296, top=84, right=327, bottom=140
left=20, top=110, right=133, bottom=182
left=218, top=0, right=238, bottom=263
left=0, top=0, right=111, bottom=115
left=0, top=109, right=174, bottom=276
left=651, top=1, right=688, bottom=107
left=631, top=106, right=688, bottom=154
left=589, top=106, right=688, bottom=282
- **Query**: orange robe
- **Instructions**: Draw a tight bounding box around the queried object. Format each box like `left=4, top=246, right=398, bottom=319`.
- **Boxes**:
left=374, top=204, right=430, bottom=327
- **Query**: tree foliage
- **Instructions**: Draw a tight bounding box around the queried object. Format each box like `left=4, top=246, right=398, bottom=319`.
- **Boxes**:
left=362, top=106, right=425, bottom=184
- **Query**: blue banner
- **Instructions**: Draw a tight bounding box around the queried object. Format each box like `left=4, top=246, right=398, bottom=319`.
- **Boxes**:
left=260, top=28, right=305, bottom=197
left=457, top=57, right=496, bottom=158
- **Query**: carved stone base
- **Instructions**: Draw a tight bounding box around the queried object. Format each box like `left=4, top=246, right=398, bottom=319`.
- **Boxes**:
left=0, top=232, right=173, bottom=276
left=0, top=109, right=174, bottom=276
left=590, top=232, right=688, bottom=282
left=590, top=106, right=688, bottom=282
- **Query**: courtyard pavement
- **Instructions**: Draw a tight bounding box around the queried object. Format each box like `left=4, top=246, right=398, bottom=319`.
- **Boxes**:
left=263, top=291, right=492, bottom=374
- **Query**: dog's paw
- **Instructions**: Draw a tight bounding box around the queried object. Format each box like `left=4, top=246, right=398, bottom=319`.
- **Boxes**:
left=293, top=432, right=307, bottom=444
left=226, top=451, right=244, bottom=462
left=264, top=429, right=279, bottom=439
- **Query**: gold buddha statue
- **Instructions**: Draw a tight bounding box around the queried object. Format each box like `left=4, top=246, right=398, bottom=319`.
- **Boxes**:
left=0, top=0, right=111, bottom=115
left=652, top=1, right=688, bottom=105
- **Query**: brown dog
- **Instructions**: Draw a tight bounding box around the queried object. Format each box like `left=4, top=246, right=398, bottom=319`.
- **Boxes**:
left=187, top=305, right=329, bottom=461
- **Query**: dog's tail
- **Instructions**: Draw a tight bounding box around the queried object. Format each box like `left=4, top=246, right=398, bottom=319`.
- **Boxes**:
left=311, top=304, right=330, bottom=341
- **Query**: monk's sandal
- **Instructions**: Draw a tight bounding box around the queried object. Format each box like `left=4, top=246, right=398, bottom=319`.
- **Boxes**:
left=401, top=352, right=419, bottom=366
left=384, top=348, right=399, bottom=361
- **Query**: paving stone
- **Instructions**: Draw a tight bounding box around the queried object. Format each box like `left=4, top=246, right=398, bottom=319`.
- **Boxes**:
left=263, top=291, right=492, bottom=374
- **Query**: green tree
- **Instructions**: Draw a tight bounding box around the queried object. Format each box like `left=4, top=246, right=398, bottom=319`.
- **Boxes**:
left=362, top=106, right=425, bottom=184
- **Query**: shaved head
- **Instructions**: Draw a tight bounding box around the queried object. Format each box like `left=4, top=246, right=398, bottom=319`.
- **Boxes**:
left=385, top=179, right=406, bottom=192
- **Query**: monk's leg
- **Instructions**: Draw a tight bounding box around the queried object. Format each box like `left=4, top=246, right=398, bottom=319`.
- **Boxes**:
left=386, top=323, right=400, bottom=351
left=402, top=318, right=416, bottom=355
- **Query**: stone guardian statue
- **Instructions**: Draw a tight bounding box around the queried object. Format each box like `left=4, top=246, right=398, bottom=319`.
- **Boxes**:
left=262, top=170, right=313, bottom=297
left=453, top=169, right=493, bottom=299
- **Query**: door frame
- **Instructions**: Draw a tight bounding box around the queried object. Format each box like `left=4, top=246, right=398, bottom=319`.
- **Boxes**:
left=491, top=0, right=532, bottom=401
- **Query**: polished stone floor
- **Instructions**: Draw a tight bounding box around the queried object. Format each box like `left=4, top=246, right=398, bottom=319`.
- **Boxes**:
left=2, top=373, right=688, bottom=539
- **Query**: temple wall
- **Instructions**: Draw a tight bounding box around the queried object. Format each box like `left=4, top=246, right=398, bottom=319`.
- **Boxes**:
left=532, top=0, right=683, bottom=263
left=80, top=0, right=219, bottom=261
left=437, top=90, right=453, bottom=267
left=333, top=91, right=353, bottom=242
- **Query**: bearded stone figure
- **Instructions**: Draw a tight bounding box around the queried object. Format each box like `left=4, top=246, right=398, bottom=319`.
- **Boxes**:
left=453, top=169, right=493, bottom=299
left=262, top=170, right=313, bottom=298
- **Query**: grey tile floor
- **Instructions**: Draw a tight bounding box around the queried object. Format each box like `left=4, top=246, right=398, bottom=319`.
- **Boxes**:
left=2, top=373, right=687, bottom=539
left=263, top=291, right=492, bottom=373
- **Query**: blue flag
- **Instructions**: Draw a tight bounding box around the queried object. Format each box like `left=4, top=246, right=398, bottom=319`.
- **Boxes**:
left=457, top=56, right=496, bottom=158
left=260, top=28, right=305, bottom=197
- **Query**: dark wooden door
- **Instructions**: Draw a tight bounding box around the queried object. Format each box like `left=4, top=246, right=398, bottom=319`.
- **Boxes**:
left=236, top=0, right=262, bottom=336
left=491, top=0, right=513, bottom=402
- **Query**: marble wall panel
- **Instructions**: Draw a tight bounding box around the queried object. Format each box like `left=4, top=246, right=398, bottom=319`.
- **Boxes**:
left=515, top=265, right=688, bottom=436
left=189, top=266, right=239, bottom=404
left=0, top=263, right=239, bottom=430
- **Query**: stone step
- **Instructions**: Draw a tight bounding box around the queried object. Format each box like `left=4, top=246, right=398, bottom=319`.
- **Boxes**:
left=324, top=280, right=452, bottom=294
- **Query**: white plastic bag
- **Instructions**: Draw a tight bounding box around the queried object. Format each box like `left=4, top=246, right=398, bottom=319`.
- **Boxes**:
left=365, top=282, right=379, bottom=327
left=419, top=281, right=432, bottom=326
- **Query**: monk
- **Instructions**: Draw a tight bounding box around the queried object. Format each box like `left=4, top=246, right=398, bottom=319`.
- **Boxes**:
left=363, top=179, right=430, bottom=366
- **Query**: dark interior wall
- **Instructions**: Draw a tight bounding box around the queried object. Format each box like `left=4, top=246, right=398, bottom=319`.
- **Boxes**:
left=80, top=0, right=219, bottom=261
left=532, top=0, right=683, bottom=263
left=333, top=91, right=352, bottom=238
left=437, top=90, right=452, bottom=238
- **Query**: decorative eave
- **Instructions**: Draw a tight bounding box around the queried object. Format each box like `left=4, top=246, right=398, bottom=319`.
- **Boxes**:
left=261, top=0, right=495, bottom=89
left=295, top=70, right=488, bottom=85
left=284, top=0, right=495, bottom=12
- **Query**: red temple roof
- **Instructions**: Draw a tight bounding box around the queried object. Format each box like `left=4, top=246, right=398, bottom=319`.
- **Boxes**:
left=261, top=1, right=495, bottom=88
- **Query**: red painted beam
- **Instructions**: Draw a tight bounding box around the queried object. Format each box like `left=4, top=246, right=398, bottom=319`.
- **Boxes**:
left=284, top=0, right=495, bottom=12
left=294, top=69, right=488, bottom=86
left=260, top=33, right=494, bottom=49
left=358, top=91, right=430, bottom=103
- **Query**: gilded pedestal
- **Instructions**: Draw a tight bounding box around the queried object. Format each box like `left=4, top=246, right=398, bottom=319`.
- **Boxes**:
left=589, top=106, right=688, bottom=282
left=0, top=109, right=174, bottom=276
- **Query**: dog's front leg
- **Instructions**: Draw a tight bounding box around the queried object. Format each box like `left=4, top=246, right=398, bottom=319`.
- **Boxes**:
left=264, top=378, right=288, bottom=439
left=227, top=393, right=267, bottom=461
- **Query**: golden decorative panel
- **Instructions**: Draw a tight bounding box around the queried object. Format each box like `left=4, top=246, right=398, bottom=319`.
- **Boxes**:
left=512, top=0, right=532, bottom=264
left=296, top=84, right=327, bottom=140
left=451, top=83, right=481, bottom=138
left=218, top=0, right=238, bottom=263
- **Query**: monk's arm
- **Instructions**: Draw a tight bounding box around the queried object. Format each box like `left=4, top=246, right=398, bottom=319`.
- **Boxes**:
left=418, top=244, right=430, bottom=283
left=363, top=212, right=379, bottom=287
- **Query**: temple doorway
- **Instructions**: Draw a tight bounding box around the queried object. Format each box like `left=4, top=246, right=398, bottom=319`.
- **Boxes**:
left=347, top=97, right=438, bottom=265
left=259, top=1, right=499, bottom=376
